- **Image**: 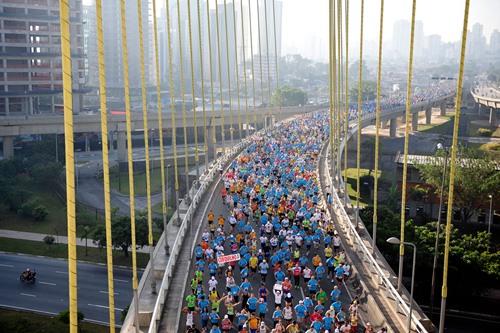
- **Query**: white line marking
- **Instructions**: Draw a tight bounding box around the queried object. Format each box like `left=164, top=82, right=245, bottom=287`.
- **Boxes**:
left=114, top=278, right=129, bottom=283
left=39, top=281, right=56, bottom=286
left=300, top=287, right=305, bottom=299
left=99, top=291, right=119, bottom=295
left=20, top=293, right=36, bottom=297
left=87, top=303, right=124, bottom=311
left=55, top=271, right=68, bottom=274
left=0, top=264, right=14, bottom=268
left=0, top=304, right=56, bottom=316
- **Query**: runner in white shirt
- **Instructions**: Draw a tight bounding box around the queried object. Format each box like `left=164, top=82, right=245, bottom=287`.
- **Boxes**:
left=273, top=282, right=283, bottom=306
left=208, top=276, right=218, bottom=291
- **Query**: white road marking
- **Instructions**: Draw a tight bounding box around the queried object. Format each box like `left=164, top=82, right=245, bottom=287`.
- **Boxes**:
left=99, top=290, right=119, bottom=295
left=0, top=304, right=56, bottom=316
left=300, top=287, right=305, bottom=299
left=55, top=271, right=68, bottom=274
left=114, top=278, right=129, bottom=283
left=87, top=303, right=124, bottom=311
left=20, top=293, right=36, bottom=297
left=0, top=263, right=14, bottom=268
left=39, top=281, right=57, bottom=286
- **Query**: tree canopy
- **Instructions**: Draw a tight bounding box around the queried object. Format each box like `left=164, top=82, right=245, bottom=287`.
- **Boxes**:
left=271, top=86, right=308, bottom=107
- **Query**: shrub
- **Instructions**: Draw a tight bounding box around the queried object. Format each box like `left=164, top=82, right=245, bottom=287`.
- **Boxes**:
left=57, top=310, right=84, bottom=325
left=33, top=205, right=48, bottom=221
left=43, top=235, right=55, bottom=246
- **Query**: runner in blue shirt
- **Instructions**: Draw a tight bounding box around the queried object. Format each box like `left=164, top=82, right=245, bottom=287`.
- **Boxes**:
left=257, top=298, right=268, bottom=319
left=307, top=276, right=319, bottom=296
left=247, top=294, right=258, bottom=313
left=294, top=301, right=307, bottom=325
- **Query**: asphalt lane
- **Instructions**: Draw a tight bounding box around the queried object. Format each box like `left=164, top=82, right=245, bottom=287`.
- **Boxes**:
left=0, top=252, right=137, bottom=324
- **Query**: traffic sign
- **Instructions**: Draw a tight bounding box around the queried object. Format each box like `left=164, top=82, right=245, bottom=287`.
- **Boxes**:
left=217, top=253, right=241, bottom=265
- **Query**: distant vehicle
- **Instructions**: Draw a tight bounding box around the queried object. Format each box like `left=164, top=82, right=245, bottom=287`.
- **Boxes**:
left=20, top=269, right=36, bottom=284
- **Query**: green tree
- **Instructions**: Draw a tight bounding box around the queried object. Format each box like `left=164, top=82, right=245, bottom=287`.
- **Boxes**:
left=416, top=147, right=500, bottom=223
left=349, top=80, right=377, bottom=103
left=271, top=86, right=308, bottom=107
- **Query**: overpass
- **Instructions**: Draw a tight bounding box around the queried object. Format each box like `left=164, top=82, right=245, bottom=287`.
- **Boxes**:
left=0, top=106, right=318, bottom=160
left=119, top=90, right=453, bottom=333
left=471, top=85, right=500, bottom=126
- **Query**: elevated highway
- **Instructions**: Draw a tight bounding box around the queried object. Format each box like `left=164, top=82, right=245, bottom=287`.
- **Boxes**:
left=471, top=85, right=500, bottom=126
left=0, top=106, right=318, bottom=160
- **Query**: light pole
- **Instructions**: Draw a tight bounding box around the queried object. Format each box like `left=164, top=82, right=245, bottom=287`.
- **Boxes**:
left=164, top=164, right=171, bottom=255
left=488, top=194, right=493, bottom=234
left=387, top=237, right=417, bottom=333
left=430, top=144, right=448, bottom=318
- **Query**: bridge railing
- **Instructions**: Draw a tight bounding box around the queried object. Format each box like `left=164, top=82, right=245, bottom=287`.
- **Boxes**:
left=318, top=95, right=454, bottom=332
left=323, top=141, right=429, bottom=333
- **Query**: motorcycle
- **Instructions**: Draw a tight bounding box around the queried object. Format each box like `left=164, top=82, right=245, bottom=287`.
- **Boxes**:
left=20, top=270, right=36, bottom=284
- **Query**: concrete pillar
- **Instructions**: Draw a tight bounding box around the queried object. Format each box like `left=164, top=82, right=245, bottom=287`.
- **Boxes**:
left=380, top=119, right=387, bottom=129
left=389, top=117, right=397, bottom=137
left=425, top=107, right=432, bottom=125
left=440, top=102, right=446, bottom=116
left=477, top=103, right=481, bottom=115
left=51, top=96, right=55, bottom=113
left=117, top=131, right=127, bottom=162
left=490, top=108, right=497, bottom=127
left=5, top=97, right=9, bottom=115
left=2, top=136, right=14, bottom=159
left=412, top=112, right=419, bottom=132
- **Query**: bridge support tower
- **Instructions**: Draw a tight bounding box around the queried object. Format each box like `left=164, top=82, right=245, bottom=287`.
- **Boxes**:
left=490, top=108, right=498, bottom=127
left=425, top=107, right=432, bottom=125
left=389, top=117, right=397, bottom=137
left=412, top=112, right=419, bottom=131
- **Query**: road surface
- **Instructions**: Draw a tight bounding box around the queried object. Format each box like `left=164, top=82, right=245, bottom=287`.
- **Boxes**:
left=0, top=252, right=137, bottom=325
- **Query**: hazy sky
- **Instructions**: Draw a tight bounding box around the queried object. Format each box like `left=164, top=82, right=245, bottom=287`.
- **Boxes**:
left=282, top=0, right=500, bottom=61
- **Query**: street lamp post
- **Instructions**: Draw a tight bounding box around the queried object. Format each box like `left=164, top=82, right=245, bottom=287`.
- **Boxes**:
left=164, top=164, right=171, bottom=255
left=430, top=145, right=448, bottom=318
left=488, top=194, right=493, bottom=234
left=387, top=237, right=417, bottom=333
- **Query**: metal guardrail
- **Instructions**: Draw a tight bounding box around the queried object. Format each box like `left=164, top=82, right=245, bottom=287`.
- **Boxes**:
left=316, top=94, right=454, bottom=332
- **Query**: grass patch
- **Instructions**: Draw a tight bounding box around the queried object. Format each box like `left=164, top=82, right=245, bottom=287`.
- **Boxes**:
left=341, top=168, right=381, bottom=208
left=0, top=308, right=109, bottom=333
left=0, top=237, right=149, bottom=268
left=419, top=115, right=454, bottom=135
left=0, top=188, right=98, bottom=237
left=110, top=167, right=164, bottom=196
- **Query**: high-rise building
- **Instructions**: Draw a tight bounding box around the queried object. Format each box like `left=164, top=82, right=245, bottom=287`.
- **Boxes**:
left=391, top=20, right=409, bottom=59
left=0, top=0, right=84, bottom=115
left=467, top=22, right=487, bottom=59
left=426, top=34, right=443, bottom=62
left=83, top=2, right=98, bottom=88
left=490, top=29, right=500, bottom=53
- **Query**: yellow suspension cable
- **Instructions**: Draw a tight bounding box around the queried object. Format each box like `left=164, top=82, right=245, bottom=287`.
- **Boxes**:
left=355, top=0, right=364, bottom=228
left=332, top=0, right=337, bottom=180
left=222, top=0, right=235, bottom=143
left=398, top=0, right=417, bottom=292
left=119, top=0, right=139, bottom=329
left=239, top=0, right=250, bottom=137
left=165, top=0, right=180, bottom=221
left=272, top=0, right=280, bottom=114
left=440, top=1, right=470, bottom=331
left=176, top=0, right=191, bottom=196
left=137, top=0, right=154, bottom=272
left=231, top=0, right=243, bottom=139
left=343, top=0, right=349, bottom=204
left=196, top=0, right=209, bottom=169
left=336, top=0, right=342, bottom=179
left=95, top=0, right=116, bottom=330
left=186, top=0, right=200, bottom=180
left=205, top=0, right=218, bottom=153
left=152, top=0, right=168, bottom=238
left=215, top=0, right=227, bottom=151
left=256, top=0, right=266, bottom=125
left=58, top=1, right=77, bottom=331
left=373, top=0, right=384, bottom=252
left=263, top=0, right=272, bottom=110
left=248, top=0, right=258, bottom=131
left=328, top=0, right=334, bottom=179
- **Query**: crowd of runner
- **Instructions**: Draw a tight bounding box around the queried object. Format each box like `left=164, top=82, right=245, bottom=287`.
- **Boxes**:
left=181, top=114, right=387, bottom=333
left=347, top=81, right=456, bottom=121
